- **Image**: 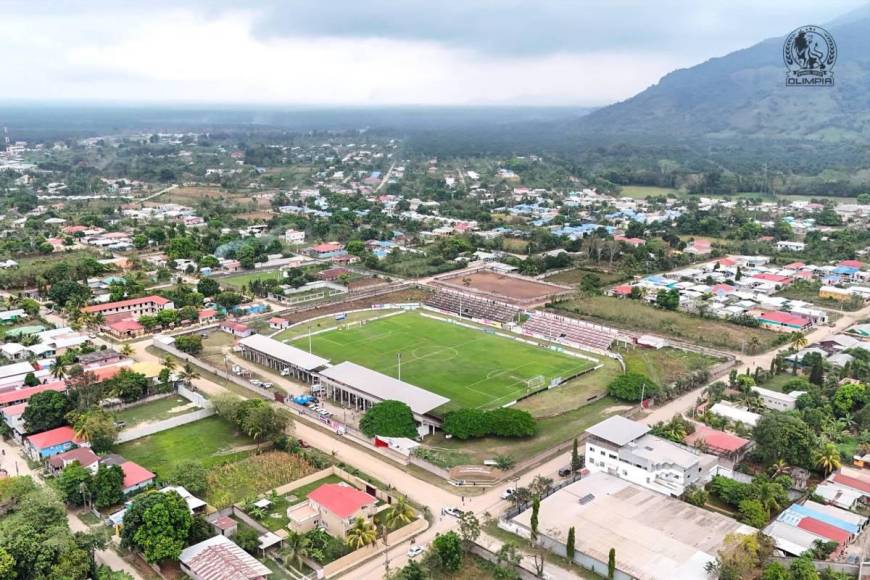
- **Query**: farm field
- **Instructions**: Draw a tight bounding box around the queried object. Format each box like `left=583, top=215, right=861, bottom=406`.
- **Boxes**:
left=206, top=451, right=319, bottom=508
left=115, top=416, right=253, bottom=476
left=292, top=311, right=593, bottom=413
left=553, top=295, right=782, bottom=353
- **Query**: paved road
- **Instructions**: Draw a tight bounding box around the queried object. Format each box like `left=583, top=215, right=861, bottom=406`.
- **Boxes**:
left=642, top=301, right=870, bottom=426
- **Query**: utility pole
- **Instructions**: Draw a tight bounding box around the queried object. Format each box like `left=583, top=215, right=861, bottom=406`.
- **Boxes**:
left=397, top=352, right=402, bottom=381
left=640, top=382, right=646, bottom=409
left=308, top=323, right=312, bottom=353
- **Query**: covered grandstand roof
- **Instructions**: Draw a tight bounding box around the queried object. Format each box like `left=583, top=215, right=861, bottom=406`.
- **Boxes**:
left=319, top=361, right=450, bottom=416
left=238, top=334, right=330, bottom=371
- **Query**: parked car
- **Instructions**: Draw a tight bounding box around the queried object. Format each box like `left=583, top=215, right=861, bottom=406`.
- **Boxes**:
left=407, top=545, right=424, bottom=558
left=261, top=382, right=273, bottom=389
left=558, top=466, right=572, bottom=477
left=500, top=488, right=516, bottom=500
left=442, top=507, right=463, bottom=518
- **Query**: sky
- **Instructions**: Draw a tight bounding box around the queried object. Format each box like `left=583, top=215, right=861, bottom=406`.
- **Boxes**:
left=1, top=0, right=866, bottom=107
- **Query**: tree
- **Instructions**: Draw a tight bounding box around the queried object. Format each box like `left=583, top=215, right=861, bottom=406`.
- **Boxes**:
left=174, top=335, right=203, bottom=355
left=282, top=532, right=311, bottom=569
left=57, top=462, right=93, bottom=507
left=487, top=408, right=537, bottom=438
left=22, top=390, right=70, bottom=433
left=706, top=532, right=774, bottom=580
left=458, top=511, right=480, bottom=547
left=72, top=409, right=117, bottom=453
left=235, top=527, right=260, bottom=553
left=169, top=461, right=208, bottom=497
left=789, top=332, right=809, bottom=351
left=816, top=442, right=842, bottom=476
left=48, top=280, right=91, bottom=308
left=529, top=475, right=553, bottom=499
left=530, top=496, right=540, bottom=542
left=359, top=400, right=417, bottom=438
left=753, top=413, right=817, bottom=468
left=607, top=372, right=658, bottom=402
left=120, top=343, right=134, bottom=357
left=566, top=526, right=575, bottom=560
left=240, top=403, right=289, bottom=448
left=121, top=491, right=193, bottom=562
left=345, top=517, right=377, bottom=549
left=442, top=408, right=489, bottom=439
left=23, top=372, right=39, bottom=387
left=431, top=531, right=463, bottom=572
left=738, top=499, right=768, bottom=528
left=0, top=547, right=14, bottom=579
left=761, top=562, right=789, bottom=580
left=214, top=291, right=244, bottom=310
left=180, top=362, right=200, bottom=385
left=51, top=359, right=68, bottom=381
left=93, top=465, right=125, bottom=509
left=384, top=495, right=415, bottom=530
left=608, top=547, right=616, bottom=579
left=494, top=454, right=515, bottom=471
left=655, top=288, right=680, bottom=310
left=571, top=437, right=582, bottom=473
left=196, top=277, right=220, bottom=297
left=789, top=555, right=820, bottom=580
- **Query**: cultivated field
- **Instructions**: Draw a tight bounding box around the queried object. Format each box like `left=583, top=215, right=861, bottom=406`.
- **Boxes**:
left=553, top=296, right=782, bottom=353
left=292, top=311, right=593, bottom=413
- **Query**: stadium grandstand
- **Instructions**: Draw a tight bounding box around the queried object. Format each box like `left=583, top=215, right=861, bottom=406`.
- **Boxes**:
left=424, top=289, right=519, bottom=324
left=520, top=311, right=625, bottom=352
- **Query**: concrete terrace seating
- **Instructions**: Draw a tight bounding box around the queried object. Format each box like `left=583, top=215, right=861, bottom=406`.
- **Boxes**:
left=521, top=312, right=618, bottom=351
left=424, top=290, right=519, bottom=324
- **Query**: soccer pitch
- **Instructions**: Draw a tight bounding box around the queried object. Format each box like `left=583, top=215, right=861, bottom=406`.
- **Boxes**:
left=291, top=311, right=594, bottom=413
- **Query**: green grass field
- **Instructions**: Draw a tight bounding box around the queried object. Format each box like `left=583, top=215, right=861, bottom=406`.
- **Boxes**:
left=292, top=311, right=592, bottom=413
left=115, top=416, right=253, bottom=477
left=219, top=270, right=285, bottom=289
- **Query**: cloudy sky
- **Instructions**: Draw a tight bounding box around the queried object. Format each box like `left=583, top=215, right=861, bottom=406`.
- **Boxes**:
left=1, top=0, right=866, bottom=107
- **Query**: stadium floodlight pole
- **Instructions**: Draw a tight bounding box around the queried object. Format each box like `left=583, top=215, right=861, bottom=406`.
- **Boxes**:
left=308, top=323, right=312, bottom=353
left=397, top=352, right=402, bottom=381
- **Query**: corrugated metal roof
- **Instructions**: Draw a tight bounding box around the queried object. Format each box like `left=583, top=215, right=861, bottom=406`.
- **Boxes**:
left=585, top=416, right=650, bottom=446
left=239, top=334, right=330, bottom=371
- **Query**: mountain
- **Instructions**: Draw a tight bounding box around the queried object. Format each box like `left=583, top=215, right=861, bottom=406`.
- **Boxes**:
left=576, top=10, right=870, bottom=143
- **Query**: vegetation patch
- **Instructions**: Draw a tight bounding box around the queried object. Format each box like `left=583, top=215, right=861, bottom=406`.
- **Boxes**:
left=207, top=451, right=318, bottom=508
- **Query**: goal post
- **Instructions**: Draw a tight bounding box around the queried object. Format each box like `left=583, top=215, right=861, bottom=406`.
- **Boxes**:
left=525, top=375, right=545, bottom=391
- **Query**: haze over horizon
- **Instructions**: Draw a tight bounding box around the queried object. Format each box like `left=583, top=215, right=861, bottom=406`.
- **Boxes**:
left=2, top=0, right=867, bottom=108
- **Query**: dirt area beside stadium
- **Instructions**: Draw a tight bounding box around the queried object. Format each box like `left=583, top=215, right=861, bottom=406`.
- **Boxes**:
left=435, top=270, right=569, bottom=303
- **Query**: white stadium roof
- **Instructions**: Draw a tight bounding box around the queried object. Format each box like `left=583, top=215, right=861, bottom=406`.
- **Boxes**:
left=319, top=361, right=450, bottom=416
left=238, top=334, right=330, bottom=371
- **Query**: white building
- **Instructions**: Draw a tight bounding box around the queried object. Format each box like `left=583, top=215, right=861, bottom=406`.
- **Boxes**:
left=776, top=241, right=806, bottom=252
left=284, top=228, right=306, bottom=244
left=750, top=386, right=806, bottom=412
left=710, top=401, right=760, bottom=427
left=584, top=416, right=715, bottom=497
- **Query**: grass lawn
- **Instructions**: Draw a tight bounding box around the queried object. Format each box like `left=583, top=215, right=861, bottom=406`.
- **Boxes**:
left=553, top=296, right=782, bottom=353
left=115, top=415, right=253, bottom=476
left=424, top=396, right=625, bottom=465
left=618, top=185, right=681, bottom=198
left=220, top=270, right=285, bottom=290
left=514, top=356, right=620, bottom=418
left=112, top=395, right=199, bottom=427
left=292, top=311, right=593, bottom=413
left=759, top=372, right=806, bottom=392
left=543, top=267, right=627, bottom=287
left=621, top=346, right=721, bottom=386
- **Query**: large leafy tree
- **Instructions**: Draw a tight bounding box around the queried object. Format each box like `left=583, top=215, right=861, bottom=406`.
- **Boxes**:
left=93, top=465, right=125, bottom=509
left=71, top=409, right=118, bottom=453
left=22, top=390, right=71, bottom=433
left=121, top=491, right=192, bottom=562
left=753, top=412, right=817, bottom=468
left=57, top=462, right=93, bottom=507
left=431, top=531, right=463, bottom=573
left=607, top=373, right=658, bottom=402
left=359, top=400, right=417, bottom=438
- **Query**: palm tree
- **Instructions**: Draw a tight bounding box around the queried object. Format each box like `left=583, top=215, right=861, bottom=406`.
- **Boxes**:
left=789, top=332, right=808, bottom=352
left=748, top=336, right=761, bottom=355
left=816, top=442, right=842, bottom=476
left=120, top=343, right=134, bottom=357
left=180, top=362, right=200, bottom=385
left=162, top=356, right=177, bottom=375
left=51, top=359, right=68, bottom=381
left=755, top=480, right=782, bottom=517
left=383, top=495, right=415, bottom=530
left=345, top=517, right=378, bottom=549
left=768, top=459, right=789, bottom=479
left=282, top=532, right=311, bottom=569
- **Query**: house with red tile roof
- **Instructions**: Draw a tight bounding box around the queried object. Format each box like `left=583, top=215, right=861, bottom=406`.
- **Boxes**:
left=105, top=315, right=145, bottom=339
left=198, top=308, right=218, bottom=324
left=306, top=242, right=346, bottom=259
left=220, top=321, right=252, bottom=337
left=755, top=310, right=811, bottom=332
left=119, top=461, right=156, bottom=494
left=683, top=424, right=750, bottom=461
left=268, top=317, right=290, bottom=330
left=24, top=426, right=83, bottom=460
left=47, top=447, right=100, bottom=475
left=0, top=380, right=67, bottom=407
left=83, top=295, right=173, bottom=317
left=288, top=483, right=378, bottom=537
left=610, top=284, right=633, bottom=297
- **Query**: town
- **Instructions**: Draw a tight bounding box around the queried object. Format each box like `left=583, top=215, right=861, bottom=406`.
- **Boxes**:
left=3, top=3, right=870, bottom=580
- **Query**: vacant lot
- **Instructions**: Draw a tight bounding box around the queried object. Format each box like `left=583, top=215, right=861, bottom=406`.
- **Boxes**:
left=435, top=269, right=568, bottom=302
left=621, top=347, right=722, bottom=386
left=543, top=267, right=628, bottom=287
left=292, top=311, right=592, bottom=413
left=553, top=296, right=781, bottom=353
left=112, top=395, right=199, bottom=427
left=219, top=270, right=285, bottom=289
left=116, top=416, right=253, bottom=476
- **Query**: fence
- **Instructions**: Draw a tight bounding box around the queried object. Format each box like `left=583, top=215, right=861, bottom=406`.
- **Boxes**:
left=115, top=408, right=214, bottom=443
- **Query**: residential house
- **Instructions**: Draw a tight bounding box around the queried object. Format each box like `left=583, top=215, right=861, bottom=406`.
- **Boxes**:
left=288, top=482, right=378, bottom=537
left=24, top=426, right=83, bottom=460
left=220, top=321, right=253, bottom=338
left=750, top=386, right=805, bottom=412
left=268, top=317, right=290, bottom=330
left=179, top=535, right=271, bottom=580
left=47, top=447, right=100, bottom=475
left=83, top=295, right=174, bottom=318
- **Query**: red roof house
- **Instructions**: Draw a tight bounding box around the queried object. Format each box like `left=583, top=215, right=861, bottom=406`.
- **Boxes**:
left=752, top=273, right=793, bottom=285
left=838, top=260, right=863, bottom=269
left=269, top=317, right=290, bottom=330
left=684, top=424, right=750, bottom=457
left=0, top=380, right=67, bottom=407
left=309, top=483, right=377, bottom=519
left=47, top=447, right=100, bottom=474
left=83, top=295, right=171, bottom=314
left=220, top=321, right=252, bottom=337
left=756, top=310, right=811, bottom=330
left=611, top=284, right=633, bottom=297
left=797, top=517, right=850, bottom=544
left=120, top=461, right=156, bottom=493
left=24, top=426, right=83, bottom=460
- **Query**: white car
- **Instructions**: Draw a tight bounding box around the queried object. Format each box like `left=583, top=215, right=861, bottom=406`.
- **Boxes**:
left=442, top=507, right=463, bottom=518
left=500, top=488, right=516, bottom=500
left=407, top=545, right=424, bottom=558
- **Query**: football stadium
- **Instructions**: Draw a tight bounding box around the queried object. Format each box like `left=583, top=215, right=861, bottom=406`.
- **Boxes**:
left=290, top=310, right=594, bottom=415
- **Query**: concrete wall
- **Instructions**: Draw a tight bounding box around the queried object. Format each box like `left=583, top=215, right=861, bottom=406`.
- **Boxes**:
left=115, top=408, right=215, bottom=443
left=321, top=517, right=427, bottom=578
